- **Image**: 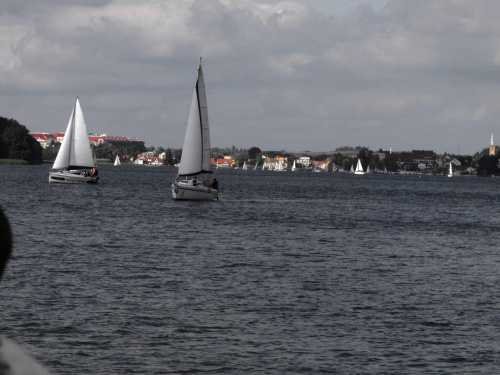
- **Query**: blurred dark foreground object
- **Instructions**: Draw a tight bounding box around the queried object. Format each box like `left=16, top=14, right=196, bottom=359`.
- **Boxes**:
left=0, top=207, right=53, bottom=375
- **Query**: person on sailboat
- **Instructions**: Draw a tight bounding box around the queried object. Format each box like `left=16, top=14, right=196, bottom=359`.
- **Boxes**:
left=211, top=178, right=218, bottom=190
left=91, top=167, right=98, bottom=177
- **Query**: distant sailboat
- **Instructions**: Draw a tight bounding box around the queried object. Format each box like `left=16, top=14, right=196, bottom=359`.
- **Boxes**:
left=366, top=165, right=370, bottom=173
left=354, top=159, right=365, bottom=175
left=275, top=161, right=285, bottom=171
left=448, top=162, right=453, bottom=177
left=172, top=58, right=218, bottom=201
left=242, top=161, right=248, bottom=170
left=350, top=164, right=354, bottom=173
left=48, top=97, right=99, bottom=184
left=292, top=160, right=297, bottom=171
left=114, top=155, right=121, bottom=166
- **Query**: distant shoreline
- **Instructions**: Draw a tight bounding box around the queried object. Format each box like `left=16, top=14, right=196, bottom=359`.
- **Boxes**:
left=0, top=159, right=30, bottom=165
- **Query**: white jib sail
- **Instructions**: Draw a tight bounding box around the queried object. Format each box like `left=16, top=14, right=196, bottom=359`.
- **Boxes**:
left=52, top=107, right=75, bottom=170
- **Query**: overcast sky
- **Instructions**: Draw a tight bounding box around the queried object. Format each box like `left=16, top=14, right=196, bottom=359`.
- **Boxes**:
left=2, top=0, right=500, bottom=154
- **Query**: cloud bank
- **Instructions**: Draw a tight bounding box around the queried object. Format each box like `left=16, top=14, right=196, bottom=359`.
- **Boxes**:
left=2, top=0, right=500, bottom=154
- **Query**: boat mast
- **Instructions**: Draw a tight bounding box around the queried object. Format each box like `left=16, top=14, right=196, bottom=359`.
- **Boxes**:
left=66, top=101, right=76, bottom=170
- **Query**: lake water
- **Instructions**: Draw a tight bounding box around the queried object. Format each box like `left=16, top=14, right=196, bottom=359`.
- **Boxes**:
left=1, top=165, right=500, bottom=374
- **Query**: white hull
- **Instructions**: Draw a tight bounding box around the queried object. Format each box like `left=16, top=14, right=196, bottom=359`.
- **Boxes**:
left=48, top=170, right=99, bottom=184
left=354, top=171, right=365, bottom=175
left=172, top=180, right=218, bottom=201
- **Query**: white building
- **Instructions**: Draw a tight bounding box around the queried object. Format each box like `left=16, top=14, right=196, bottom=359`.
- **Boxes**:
left=296, top=157, right=311, bottom=166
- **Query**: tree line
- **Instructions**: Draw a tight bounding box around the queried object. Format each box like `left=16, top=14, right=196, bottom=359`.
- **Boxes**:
left=0, top=117, right=42, bottom=164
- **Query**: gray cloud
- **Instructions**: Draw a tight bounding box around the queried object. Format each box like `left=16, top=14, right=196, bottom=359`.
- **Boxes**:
left=2, top=0, right=500, bottom=154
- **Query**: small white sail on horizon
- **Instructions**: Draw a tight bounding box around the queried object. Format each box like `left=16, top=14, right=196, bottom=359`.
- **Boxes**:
left=275, top=161, right=285, bottom=171
left=292, top=160, right=297, bottom=171
left=114, top=155, right=121, bottom=166
left=242, top=161, right=247, bottom=170
left=448, top=161, right=453, bottom=177
left=354, top=159, right=365, bottom=175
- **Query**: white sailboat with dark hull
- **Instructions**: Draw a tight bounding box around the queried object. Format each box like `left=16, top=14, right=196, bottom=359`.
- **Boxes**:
left=172, top=58, right=218, bottom=201
left=48, top=98, right=99, bottom=184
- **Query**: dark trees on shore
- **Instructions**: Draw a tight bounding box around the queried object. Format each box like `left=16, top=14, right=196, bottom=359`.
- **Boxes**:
left=0, top=117, right=42, bottom=163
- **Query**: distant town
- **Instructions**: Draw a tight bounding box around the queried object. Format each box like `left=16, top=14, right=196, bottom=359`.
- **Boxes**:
left=0, top=117, right=498, bottom=175
left=28, top=131, right=500, bottom=176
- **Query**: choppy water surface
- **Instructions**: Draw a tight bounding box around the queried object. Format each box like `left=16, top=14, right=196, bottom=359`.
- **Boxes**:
left=1, top=165, right=500, bottom=374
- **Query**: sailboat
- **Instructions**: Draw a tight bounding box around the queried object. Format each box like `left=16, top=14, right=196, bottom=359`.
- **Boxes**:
left=114, top=155, right=121, bottom=166
left=48, top=98, right=99, bottom=184
left=242, top=161, right=248, bottom=170
left=275, top=161, right=285, bottom=171
left=292, top=160, right=297, bottom=171
left=447, top=162, right=453, bottom=177
left=350, top=164, right=354, bottom=173
left=366, top=165, right=370, bottom=173
left=172, top=58, right=218, bottom=201
left=354, top=159, right=365, bottom=175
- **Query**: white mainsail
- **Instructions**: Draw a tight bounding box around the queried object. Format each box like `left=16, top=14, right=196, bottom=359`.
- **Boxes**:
left=178, top=59, right=211, bottom=177
left=52, top=98, right=94, bottom=170
left=114, top=155, right=121, bottom=166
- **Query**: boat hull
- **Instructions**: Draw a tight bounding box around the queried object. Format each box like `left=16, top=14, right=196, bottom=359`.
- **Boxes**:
left=48, top=171, right=99, bottom=184
left=172, top=180, right=218, bottom=201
